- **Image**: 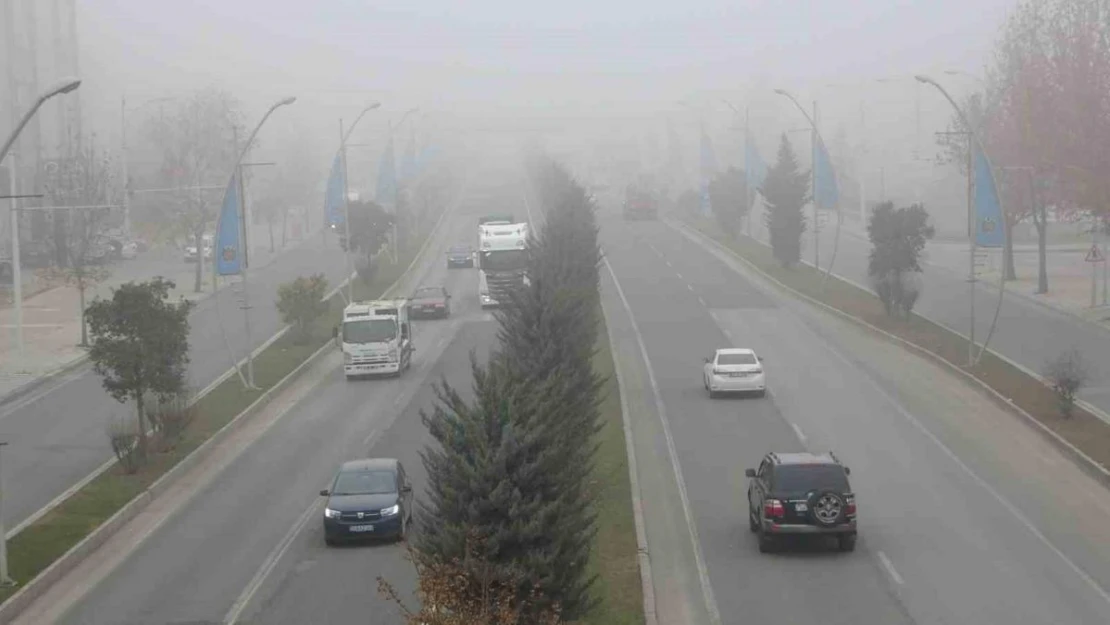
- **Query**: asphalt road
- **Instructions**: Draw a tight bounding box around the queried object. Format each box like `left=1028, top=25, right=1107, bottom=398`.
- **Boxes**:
left=0, top=229, right=350, bottom=532
left=599, top=214, right=1110, bottom=625
left=784, top=212, right=1110, bottom=410
left=54, top=187, right=500, bottom=625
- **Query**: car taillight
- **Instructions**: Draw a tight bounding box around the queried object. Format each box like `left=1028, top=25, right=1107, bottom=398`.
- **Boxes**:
left=846, top=496, right=856, bottom=516
left=763, top=499, right=785, bottom=519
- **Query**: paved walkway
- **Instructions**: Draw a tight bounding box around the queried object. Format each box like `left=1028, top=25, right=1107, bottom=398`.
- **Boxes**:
left=0, top=224, right=311, bottom=403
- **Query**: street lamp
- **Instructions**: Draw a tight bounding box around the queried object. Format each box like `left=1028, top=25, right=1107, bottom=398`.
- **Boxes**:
left=917, top=73, right=1004, bottom=367
left=338, top=102, right=383, bottom=303
left=2, top=76, right=82, bottom=367
left=223, top=95, right=297, bottom=389
left=773, top=88, right=826, bottom=268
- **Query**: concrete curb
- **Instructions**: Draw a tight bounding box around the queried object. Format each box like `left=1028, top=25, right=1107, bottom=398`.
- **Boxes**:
left=670, top=219, right=1110, bottom=492
left=0, top=207, right=456, bottom=621
left=601, top=299, right=659, bottom=625
left=0, top=338, right=335, bottom=624
left=0, top=230, right=323, bottom=410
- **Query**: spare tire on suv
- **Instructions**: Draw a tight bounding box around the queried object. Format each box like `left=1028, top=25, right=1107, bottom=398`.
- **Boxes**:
left=745, top=452, right=858, bottom=553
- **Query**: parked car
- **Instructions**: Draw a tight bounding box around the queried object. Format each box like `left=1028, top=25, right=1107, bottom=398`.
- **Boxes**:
left=321, top=458, right=414, bottom=545
left=408, top=286, right=452, bottom=319
left=183, top=235, right=214, bottom=263
left=746, top=452, right=857, bottom=553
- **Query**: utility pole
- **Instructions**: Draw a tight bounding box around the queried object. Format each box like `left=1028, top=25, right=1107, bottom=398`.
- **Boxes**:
left=340, top=118, right=355, bottom=303
left=120, top=96, right=130, bottom=236
left=237, top=160, right=255, bottom=388
left=967, top=134, right=977, bottom=367
left=812, top=100, right=820, bottom=269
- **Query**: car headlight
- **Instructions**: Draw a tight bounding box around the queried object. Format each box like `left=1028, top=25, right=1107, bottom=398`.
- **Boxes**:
left=324, top=507, right=341, bottom=519
left=381, top=504, right=400, bottom=517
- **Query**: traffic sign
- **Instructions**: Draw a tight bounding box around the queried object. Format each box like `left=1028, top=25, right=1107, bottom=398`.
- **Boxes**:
left=1086, top=244, right=1105, bottom=263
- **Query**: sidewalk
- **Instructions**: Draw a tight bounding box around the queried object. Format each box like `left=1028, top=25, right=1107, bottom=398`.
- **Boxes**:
left=822, top=214, right=1110, bottom=327
left=0, top=224, right=314, bottom=404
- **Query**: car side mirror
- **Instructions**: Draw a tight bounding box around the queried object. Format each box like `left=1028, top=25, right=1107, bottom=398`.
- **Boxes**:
left=319, top=489, right=330, bottom=496
left=704, top=357, right=711, bottom=364
left=744, top=469, right=757, bottom=478
left=758, top=356, right=764, bottom=362
left=843, top=467, right=851, bottom=475
left=402, top=484, right=413, bottom=493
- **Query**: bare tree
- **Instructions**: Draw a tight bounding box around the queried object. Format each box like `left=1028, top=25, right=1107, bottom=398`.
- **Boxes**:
left=42, top=138, right=119, bottom=346
left=145, top=88, right=245, bottom=292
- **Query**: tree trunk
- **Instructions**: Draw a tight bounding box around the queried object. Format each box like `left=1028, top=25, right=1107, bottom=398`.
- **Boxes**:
left=135, top=391, right=148, bottom=457
left=1035, top=205, right=1048, bottom=294
left=282, top=210, right=288, bottom=247
left=1003, top=218, right=1017, bottom=281
left=268, top=217, right=275, bottom=253
left=194, top=231, right=203, bottom=293
left=78, top=280, right=88, bottom=346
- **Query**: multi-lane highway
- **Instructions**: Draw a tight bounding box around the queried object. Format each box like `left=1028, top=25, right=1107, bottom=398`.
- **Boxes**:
left=25, top=172, right=1110, bottom=625
left=600, top=213, right=1110, bottom=625
left=37, top=179, right=500, bottom=625
left=0, top=231, right=353, bottom=533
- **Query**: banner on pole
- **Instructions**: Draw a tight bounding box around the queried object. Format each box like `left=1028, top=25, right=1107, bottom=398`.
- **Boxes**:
left=973, top=144, right=1005, bottom=248
left=216, top=172, right=243, bottom=276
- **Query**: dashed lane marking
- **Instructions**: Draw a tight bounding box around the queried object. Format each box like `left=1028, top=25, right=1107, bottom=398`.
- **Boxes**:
left=877, top=551, right=905, bottom=586
left=791, top=423, right=807, bottom=445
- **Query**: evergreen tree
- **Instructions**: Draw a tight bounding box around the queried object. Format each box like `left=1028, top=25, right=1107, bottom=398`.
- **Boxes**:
left=415, top=158, right=605, bottom=620
left=762, top=134, right=809, bottom=267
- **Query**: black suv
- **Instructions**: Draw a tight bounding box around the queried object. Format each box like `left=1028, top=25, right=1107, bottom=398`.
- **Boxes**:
left=745, top=452, right=857, bottom=553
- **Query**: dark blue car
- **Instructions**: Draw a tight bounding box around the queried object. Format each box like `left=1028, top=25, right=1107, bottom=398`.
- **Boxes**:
left=321, top=458, right=413, bottom=545
left=446, top=244, right=475, bottom=268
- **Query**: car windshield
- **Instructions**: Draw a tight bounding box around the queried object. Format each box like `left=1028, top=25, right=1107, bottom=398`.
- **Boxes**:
left=342, top=319, right=397, bottom=344
left=412, top=288, right=443, bottom=299
left=718, top=353, right=757, bottom=365
left=772, top=465, right=850, bottom=493
left=480, top=249, right=527, bottom=271
left=332, top=469, right=396, bottom=496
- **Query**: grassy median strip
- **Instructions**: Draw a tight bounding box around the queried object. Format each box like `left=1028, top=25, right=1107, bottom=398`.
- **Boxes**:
left=684, top=215, right=1110, bottom=472
left=578, top=311, right=645, bottom=625
left=0, top=229, right=435, bottom=606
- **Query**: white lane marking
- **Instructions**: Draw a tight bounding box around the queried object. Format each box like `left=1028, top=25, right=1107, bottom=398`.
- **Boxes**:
left=791, top=423, right=807, bottom=444
left=687, top=284, right=695, bottom=292
left=675, top=271, right=684, bottom=280
left=223, top=496, right=322, bottom=624
left=665, top=260, right=673, bottom=268
left=362, top=429, right=378, bottom=447
left=698, top=296, right=707, bottom=307
left=806, top=320, right=1110, bottom=606
left=877, top=551, right=904, bottom=586
left=603, top=256, right=723, bottom=625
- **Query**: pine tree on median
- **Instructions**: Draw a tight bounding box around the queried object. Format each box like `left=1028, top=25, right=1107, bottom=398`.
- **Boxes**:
left=413, top=158, right=605, bottom=621
left=762, top=134, right=809, bottom=267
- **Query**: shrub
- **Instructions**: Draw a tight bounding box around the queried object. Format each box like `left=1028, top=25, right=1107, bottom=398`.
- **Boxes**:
left=275, top=273, right=330, bottom=343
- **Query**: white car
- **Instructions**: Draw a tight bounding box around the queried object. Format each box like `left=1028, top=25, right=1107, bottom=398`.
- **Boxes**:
left=703, top=348, right=766, bottom=398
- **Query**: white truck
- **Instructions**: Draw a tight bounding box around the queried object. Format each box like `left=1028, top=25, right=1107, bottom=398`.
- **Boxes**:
left=335, top=298, right=414, bottom=379
left=477, top=221, right=529, bottom=308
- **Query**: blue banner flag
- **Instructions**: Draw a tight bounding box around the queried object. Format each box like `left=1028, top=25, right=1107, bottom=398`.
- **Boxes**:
left=700, top=126, right=718, bottom=216
left=376, top=134, right=397, bottom=211
left=215, top=172, right=243, bottom=275
left=814, top=137, right=839, bottom=210
left=745, top=128, right=768, bottom=197
left=324, top=153, right=345, bottom=227
left=973, top=143, right=1005, bottom=247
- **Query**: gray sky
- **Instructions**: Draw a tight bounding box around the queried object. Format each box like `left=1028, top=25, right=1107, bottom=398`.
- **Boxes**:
left=71, top=0, right=1017, bottom=218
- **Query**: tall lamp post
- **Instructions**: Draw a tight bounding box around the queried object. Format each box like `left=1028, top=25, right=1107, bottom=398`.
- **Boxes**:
left=916, top=73, right=998, bottom=367
left=337, top=102, right=382, bottom=303
left=2, top=77, right=82, bottom=366
left=773, top=88, right=825, bottom=269
left=224, top=95, right=297, bottom=389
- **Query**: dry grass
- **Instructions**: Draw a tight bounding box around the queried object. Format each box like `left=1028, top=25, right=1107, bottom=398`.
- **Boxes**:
left=686, top=216, right=1110, bottom=471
